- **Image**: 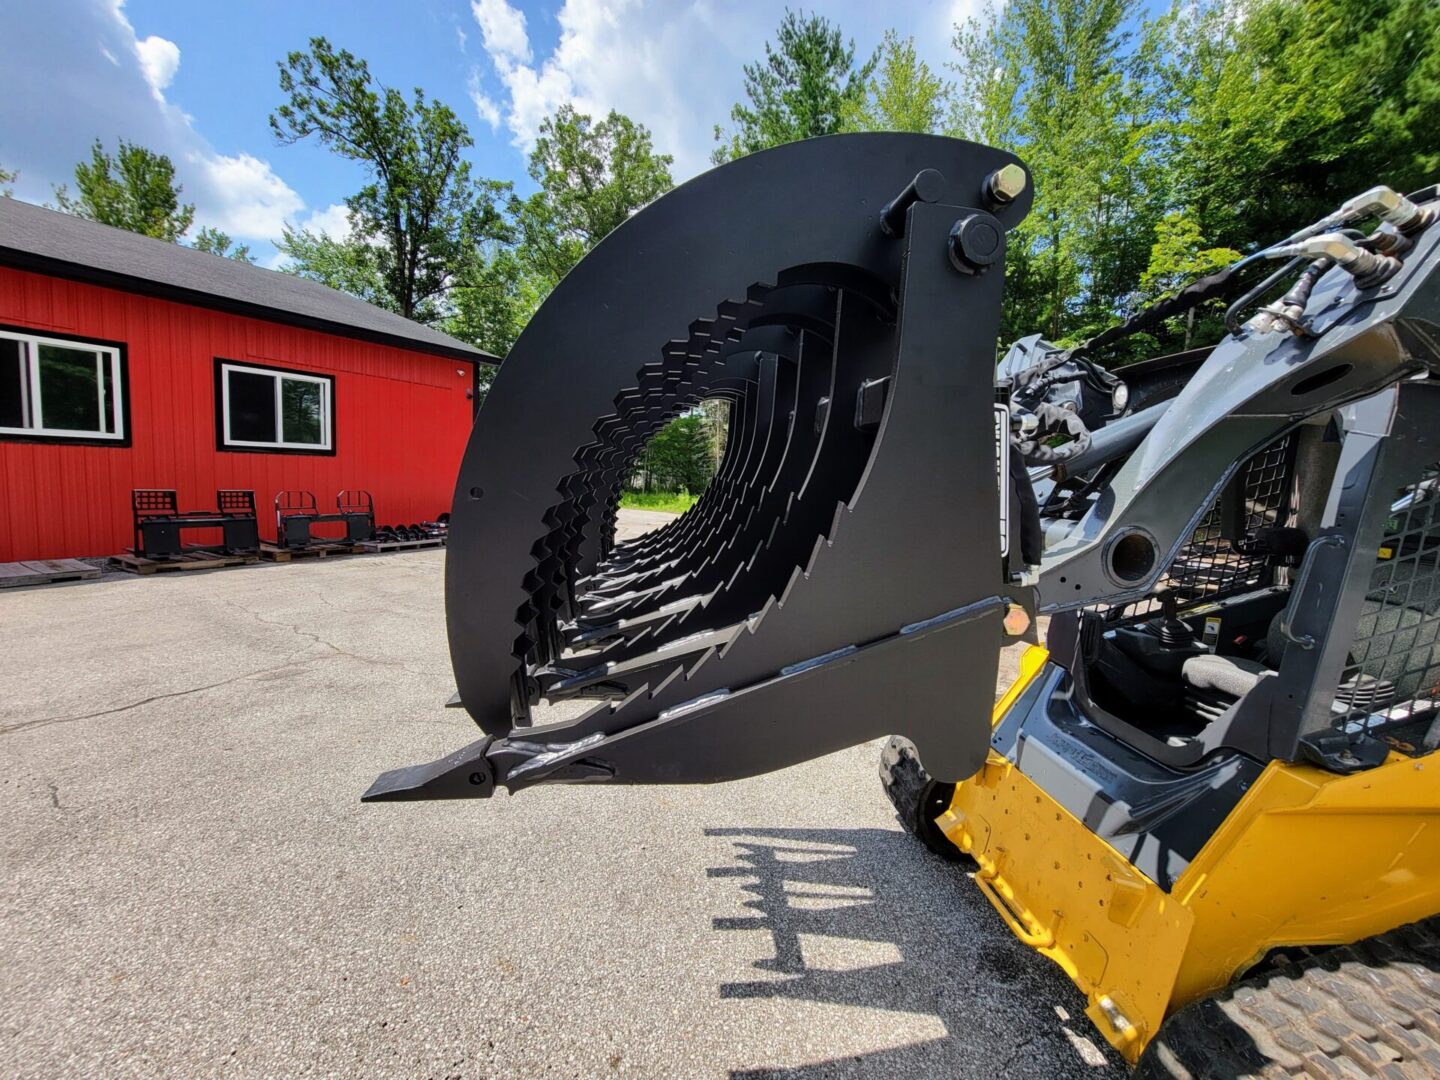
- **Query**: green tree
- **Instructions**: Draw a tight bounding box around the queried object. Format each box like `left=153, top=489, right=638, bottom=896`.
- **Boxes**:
left=1159, top=0, right=1440, bottom=258
left=446, top=243, right=538, bottom=381
left=713, top=10, right=874, bottom=163
left=0, top=165, right=15, bottom=197
left=275, top=223, right=390, bottom=307
left=953, top=0, right=1163, bottom=346
left=52, top=139, right=195, bottom=241
left=270, top=37, right=507, bottom=321
left=447, top=105, right=673, bottom=393
left=1139, top=212, right=1241, bottom=347
left=841, top=31, right=955, bottom=134
left=635, top=413, right=713, bottom=493
left=448, top=105, right=673, bottom=356
left=191, top=226, right=256, bottom=264
left=699, top=398, right=730, bottom=473
left=510, top=105, right=674, bottom=291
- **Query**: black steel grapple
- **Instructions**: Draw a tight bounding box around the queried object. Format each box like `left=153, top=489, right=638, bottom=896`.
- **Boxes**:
left=365, top=134, right=1037, bottom=799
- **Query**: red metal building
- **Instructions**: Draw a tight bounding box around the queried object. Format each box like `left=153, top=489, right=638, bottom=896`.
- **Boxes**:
left=0, top=199, right=495, bottom=562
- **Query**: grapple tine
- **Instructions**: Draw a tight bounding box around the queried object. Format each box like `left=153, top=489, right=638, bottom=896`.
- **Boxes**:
left=361, top=738, right=495, bottom=801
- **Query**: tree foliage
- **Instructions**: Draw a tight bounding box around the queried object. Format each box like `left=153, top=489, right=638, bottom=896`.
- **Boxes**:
left=513, top=105, right=673, bottom=290
left=1159, top=0, right=1440, bottom=258
left=276, top=222, right=390, bottom=305
left=0, top=164, right=15, bottom=197
left=446, top=245, right=533, bottom=361
left=952, top=0, right=1440, bottom=358
left=448, top=104, right=672, bottom=361
left=634, top=413, right=713, bottom=493
left=192, top=226, right=256, bottom=264
left=270, top=37, right=507, bottom=321
left=841, top=31, right=955, bottom=135
left=954, top=0, right=1161, bottom=347
left=1139, top=212, right=1241, bottom=347
left=713, top=10, right=874, bottom=162
left=52, top=139, right=195, bottom=241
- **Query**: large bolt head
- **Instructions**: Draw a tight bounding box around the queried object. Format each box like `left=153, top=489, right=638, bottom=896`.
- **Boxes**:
left=1002, top=604, right=1031, bottom=638
left=948, top=213, right=1004, bottom=274
left=986, top=163, right=1028, bottom=204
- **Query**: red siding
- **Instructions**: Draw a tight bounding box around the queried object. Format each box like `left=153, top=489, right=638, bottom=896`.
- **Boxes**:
left=0, top=266, right=477, bottom=561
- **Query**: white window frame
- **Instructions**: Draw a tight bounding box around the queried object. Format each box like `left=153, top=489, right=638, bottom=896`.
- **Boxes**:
left=219, top=361, right=332, bottom=452
left=0, top=329, right=125, bottom=441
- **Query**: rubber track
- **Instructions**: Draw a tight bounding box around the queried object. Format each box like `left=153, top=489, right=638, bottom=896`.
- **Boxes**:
left=1137, top=916, right=1440, bottom=1078
left=878, top=735, right=960, bottom=861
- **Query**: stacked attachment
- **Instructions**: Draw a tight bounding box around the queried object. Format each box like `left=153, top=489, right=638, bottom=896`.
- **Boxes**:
left=372, top=514, right=448, bottom=544
left=131, top=488, right=259, bottom=559
left=274, top=490, right=375, bottom=548
left=365, top=133, right=1038, bottom=802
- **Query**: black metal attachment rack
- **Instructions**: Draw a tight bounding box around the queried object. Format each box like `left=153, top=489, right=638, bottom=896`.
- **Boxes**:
left=274, top=490, right=375, bottom=549
left=131, top=489, right=260, bottom=559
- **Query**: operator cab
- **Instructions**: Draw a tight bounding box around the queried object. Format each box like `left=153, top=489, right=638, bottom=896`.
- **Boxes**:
left=1041, top=416, right=1440, bottom=769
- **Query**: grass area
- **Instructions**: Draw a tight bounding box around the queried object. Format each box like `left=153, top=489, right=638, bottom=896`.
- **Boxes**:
left=619, top=490, right=699, bottom=515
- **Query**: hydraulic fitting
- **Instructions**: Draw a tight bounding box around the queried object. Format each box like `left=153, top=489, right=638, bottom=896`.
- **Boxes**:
left=1266, top=233, right=1401, bottom=290
left=1337, top=186, right=1434, bottom=236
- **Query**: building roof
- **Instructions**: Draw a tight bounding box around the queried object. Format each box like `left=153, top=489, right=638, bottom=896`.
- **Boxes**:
left=0, top=197, right=497, bottom=365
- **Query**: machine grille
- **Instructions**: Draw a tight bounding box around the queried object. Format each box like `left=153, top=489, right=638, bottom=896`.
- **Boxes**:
left=1337, top=464, right=1440, bottom=737
left=1100, top=433, right=1295, bottom=622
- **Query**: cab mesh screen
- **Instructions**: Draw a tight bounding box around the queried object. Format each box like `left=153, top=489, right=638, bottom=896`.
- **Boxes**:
left=1336, top=465, right=1440, bottom=734
left=1100, top=433, right=1295, bottom=621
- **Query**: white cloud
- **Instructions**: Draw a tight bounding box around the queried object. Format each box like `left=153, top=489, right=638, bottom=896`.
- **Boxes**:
left=470, top=0, right=531, bottom=67
left=471, top=0, right=749, bottom=171
left=947, top=0, right=987, bottom=32
left=0, top=1, right=304, bottom=245
left=135, top=33, right=179, bottom=98
left=466, top=0, right=968, bottom=179
left=299, top=202, right=353, bottom=241
left=194, top=152, right=305, bottom=238
left=467, top=70, right=503, bottom=131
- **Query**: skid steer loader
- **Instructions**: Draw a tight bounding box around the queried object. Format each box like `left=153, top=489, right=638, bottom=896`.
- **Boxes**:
left=364, top=133, right=1440, bottom=1076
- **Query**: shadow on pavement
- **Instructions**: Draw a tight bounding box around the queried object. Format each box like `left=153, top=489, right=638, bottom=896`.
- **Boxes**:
left=704, top=825, right=1127, bottom=1079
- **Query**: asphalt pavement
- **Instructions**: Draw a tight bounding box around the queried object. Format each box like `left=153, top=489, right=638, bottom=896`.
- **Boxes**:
left=1, top=511, right=1124, bottom=1078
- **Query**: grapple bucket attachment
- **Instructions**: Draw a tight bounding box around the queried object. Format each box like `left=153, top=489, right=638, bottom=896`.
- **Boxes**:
left=364, top=134, right=1036, bottom=802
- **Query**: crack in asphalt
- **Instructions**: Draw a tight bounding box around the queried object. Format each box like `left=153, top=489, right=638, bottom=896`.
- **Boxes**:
left=216, top=597, right=437, bottom=675
left=997, top=1032, right=1040, bottom=1074
left=0, top=660, right=312, bottom=736
left=2, top=596, right=456, bottom=737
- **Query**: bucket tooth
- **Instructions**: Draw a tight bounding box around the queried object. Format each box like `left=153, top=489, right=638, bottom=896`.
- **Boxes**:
left=362, top=738, right=495, bottom=801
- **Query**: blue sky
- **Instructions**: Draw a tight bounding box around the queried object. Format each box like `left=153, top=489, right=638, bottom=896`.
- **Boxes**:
left=0, top=1, right=977, bottom=266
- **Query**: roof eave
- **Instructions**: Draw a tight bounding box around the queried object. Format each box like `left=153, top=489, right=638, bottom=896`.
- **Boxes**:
left=0, top=247, right=503, bottom=366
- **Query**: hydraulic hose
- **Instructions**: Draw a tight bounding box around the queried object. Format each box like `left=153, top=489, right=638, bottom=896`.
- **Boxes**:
left=1225, top=258, right=1307, bottom=335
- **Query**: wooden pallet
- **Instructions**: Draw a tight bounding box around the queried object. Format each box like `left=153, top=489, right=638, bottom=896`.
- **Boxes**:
left=359, top=537, right=447, bottom=553
left=259, top=541, right=363, bottom=562
left=110, top=551, right=259, bottom=575
left=0, top=558, right=103, bottom=588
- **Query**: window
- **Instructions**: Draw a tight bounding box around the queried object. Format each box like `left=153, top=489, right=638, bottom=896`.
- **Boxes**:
left=217, top=360, right=333, bottom=452
left=0, top=329, right=125, bottom=441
